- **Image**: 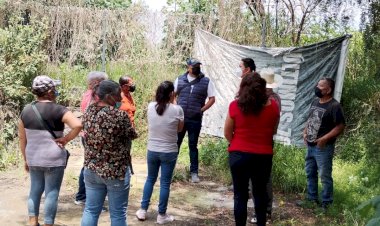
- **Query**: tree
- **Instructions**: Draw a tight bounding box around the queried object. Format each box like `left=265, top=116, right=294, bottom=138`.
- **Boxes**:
left=363, top=0, right=380, bottom=77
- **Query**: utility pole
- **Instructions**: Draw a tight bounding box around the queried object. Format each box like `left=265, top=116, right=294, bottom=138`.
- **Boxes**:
left=101, top=10, right=107, bottom=72
left=261, top=16, right=266, bottom=47
left=275, top=0, right=278, bottom=45
left=261, top=1, right=267, bottom=48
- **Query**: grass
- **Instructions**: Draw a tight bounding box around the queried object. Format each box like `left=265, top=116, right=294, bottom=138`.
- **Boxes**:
left=196, top=138, right=379, bottom=225
left=0, top=139, right=20, bottom=170
left=1, top=61, right=378, bottom=225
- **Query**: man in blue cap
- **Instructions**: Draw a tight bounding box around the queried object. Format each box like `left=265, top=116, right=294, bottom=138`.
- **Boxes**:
left=174, top=58, right=216, bottom=183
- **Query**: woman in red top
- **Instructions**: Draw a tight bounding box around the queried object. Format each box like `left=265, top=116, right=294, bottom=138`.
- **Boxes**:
left=224, top=74, right=280, bottom=226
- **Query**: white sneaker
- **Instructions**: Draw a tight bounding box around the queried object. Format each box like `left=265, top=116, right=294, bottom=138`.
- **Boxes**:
left=191, top=173, right=200, bottom=183
left=136, top=209, right=147, bottom=221
left=157, top=213, right=174, bottom=224
left=74, top=199, right=85, bottom=205
left=250, top=215, right=257, bottom=224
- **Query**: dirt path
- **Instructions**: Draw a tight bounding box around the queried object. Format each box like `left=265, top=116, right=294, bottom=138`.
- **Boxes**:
left=0, top=142, right=317, bottom=226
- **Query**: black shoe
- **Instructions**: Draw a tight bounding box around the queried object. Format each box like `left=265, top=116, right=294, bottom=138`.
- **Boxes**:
left=266, top=212, right=272, bottom=221
left=321, top=202, right=332, bottom=211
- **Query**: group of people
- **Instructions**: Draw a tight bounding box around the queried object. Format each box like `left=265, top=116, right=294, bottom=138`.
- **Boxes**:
left=18, top=56, right=345, bottom=226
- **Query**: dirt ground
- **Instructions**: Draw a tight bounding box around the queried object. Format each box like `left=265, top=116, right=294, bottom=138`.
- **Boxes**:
left=0, top=142, right=318, bottom=226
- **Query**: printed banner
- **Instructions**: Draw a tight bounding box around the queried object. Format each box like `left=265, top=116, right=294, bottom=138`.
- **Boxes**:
left=194, top=29, right=350, bottom=145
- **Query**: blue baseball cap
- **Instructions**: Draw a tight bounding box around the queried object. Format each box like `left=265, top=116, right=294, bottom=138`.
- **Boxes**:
left=186, top=58, right=202, bottom=66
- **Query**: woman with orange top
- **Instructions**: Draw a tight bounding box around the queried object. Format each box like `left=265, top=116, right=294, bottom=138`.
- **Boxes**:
left=119, top=75, right=136, bottom=127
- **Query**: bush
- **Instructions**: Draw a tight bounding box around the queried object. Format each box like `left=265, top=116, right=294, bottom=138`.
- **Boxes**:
left=338, top=32, right=380, bottom=166
left=198, top=138, right=307, bottom=190
left=272, top=143, right=306, bottom=193
left=198, top=137, right=231, bottom=183
left=0, top=16, right=48, bottom=108
left=0, top=16, right=48, bottom=162
left=357, top=195, right=380, bottom=226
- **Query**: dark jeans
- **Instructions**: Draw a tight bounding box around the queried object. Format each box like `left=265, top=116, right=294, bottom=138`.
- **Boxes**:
left=140, top=151, right=178, bottom=214
left=250, top=172, right=273, bottom=214
left=76, top=137, right=86, bottom=201
left=76, top=167, right=86, bottom=201
left=305, top=144, right=334, bottom=204
left=229, top=151, right=272, bottom=226
left=177, top=119, right=202, bottom=174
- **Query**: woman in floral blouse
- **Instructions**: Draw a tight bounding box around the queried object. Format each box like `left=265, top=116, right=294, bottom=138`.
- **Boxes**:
left=81, top=80, right=137, bottom=226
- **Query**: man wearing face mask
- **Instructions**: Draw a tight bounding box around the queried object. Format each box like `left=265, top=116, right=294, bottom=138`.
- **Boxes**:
left=301, top=77, right=345, bottom=210
left=119, top=75, right=136, bottom=127
left=235, top=58, right=257, bottom=78
left=174, top=58, right=216, bottom=183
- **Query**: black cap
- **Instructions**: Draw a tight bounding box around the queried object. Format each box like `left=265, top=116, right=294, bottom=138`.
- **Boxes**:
left=186, top=58, right=202, bottom=66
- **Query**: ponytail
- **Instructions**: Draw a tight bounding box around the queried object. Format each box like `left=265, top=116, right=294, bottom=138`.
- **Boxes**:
left=155, top=81, right=174, bottom=116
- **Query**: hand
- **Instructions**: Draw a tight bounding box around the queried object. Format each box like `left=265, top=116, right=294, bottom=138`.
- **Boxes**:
left=303, top=133, right=307, bottom=144
left=316, top=137, right=327, bottom=148
left=24, top=162, right=29, bottom=173
left=55, top=137, right=68, bottom=148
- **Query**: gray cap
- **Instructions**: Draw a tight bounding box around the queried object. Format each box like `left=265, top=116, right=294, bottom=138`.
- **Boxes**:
left=32, top=75, right=61, bottom=94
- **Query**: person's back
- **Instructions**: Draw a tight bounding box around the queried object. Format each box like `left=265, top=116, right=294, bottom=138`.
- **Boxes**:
left=136, top=81, right=184, bottom=224
left=83, top=104, right=135, bottom=179
left=80, top=80, right=137, bottom=226
left=228, top=99, right=279, bottom=154
left=224, top=74, right=280, bottom=226
left=148, top=102, right=183, bottom=152
left=75, top=71, right=108, bottom=206
left=19, top=75, right=82, bottom=226
left=21, top=102, right=68, bottom=167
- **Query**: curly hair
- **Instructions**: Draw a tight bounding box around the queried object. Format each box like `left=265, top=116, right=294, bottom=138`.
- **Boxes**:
left=237, top=72, right=268, bottom=115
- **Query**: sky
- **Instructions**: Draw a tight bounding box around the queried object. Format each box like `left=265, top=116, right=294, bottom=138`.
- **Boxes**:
left=133, top=0, right=167, bottom=11
left=132, top=0, right=362, bottom=45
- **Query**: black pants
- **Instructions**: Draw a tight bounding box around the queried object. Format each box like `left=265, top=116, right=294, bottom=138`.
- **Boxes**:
left=229, top=151, right=273, bottom=226
left=177, top=119, right=202, bottom=174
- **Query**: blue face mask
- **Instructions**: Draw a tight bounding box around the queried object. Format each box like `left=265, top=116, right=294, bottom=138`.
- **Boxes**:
left=54, top=90, right=59, bottom=97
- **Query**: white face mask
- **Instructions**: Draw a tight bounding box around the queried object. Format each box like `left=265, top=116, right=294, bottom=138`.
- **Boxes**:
left=234, top=68, right=242, bottom=78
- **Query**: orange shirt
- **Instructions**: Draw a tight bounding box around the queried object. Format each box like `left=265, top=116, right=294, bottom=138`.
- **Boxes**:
left=120, top=92, right=136, bottom=126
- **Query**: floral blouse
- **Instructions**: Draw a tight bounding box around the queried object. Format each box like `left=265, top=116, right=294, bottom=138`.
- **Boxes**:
left=83, top=104, right=137, bottom=180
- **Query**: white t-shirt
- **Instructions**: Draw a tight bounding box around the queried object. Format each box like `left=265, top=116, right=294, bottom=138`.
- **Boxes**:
left=174, top=74, right=216, bottom=97
left=147, top=102, right=184, bottom=153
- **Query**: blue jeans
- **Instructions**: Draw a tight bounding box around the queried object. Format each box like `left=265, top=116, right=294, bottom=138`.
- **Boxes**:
left=141, top=151, right=178, bottom=214
left=81, top=167, right=131, bottom=226
left=28, top=166, right=65, bottom=225
left=229, top=151, right=272, bottom=226
left=177, top=119, right=202, bottom=174
left=305, top=144, right=334, bottom=204
left=75, top=167, right=86, bottom=201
